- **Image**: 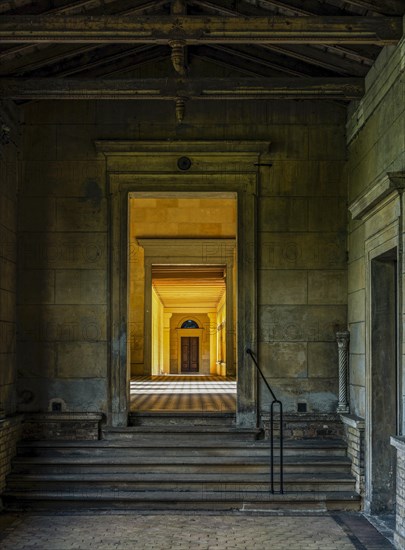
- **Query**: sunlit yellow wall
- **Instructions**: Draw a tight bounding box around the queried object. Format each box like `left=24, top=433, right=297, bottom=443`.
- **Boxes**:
left=151, top=288, right=164, bottom=376
left=216, top=293, right=227, bottom=376
left=129, top=198, right=237, bottom=376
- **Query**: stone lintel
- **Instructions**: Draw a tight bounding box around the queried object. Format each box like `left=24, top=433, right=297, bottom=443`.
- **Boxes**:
left=95, top=140, right=271, bottom=155
left=349, top=171, right=405, bottom=221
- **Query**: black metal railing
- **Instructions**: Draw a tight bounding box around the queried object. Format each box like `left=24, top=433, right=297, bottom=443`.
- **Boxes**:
left=246, top=348, right=283, bottom=494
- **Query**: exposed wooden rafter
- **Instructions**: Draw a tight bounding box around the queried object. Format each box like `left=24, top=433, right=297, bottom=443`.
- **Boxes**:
left=0, top=77, right=365, bottom=100
left=194, top=45, right=311, bottom=77
left=190, top=0, right=378, bottom=69
left=0, top=43, right=167, bottom=80
left=0, top=0, right=168, bottom=65
left=0, top=15, right=401, bottom=45
left=338, top=0, right=405, bottom=16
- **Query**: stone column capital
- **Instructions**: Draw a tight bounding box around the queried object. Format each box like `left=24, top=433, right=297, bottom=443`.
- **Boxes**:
left=336, top=330, right=350, bottom=348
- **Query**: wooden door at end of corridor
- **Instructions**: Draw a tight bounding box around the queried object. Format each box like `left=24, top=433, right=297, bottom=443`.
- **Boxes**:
left=181, top=337, right=199, bottom=373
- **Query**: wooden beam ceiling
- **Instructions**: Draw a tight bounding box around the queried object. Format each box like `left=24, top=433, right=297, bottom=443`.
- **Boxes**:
left=0, top=0, right=168, bottom=67
left=0, top=1, right=402, bottom=102
left=339, top=0, right=405, bottom=15
left=189, top=0, right=379, bottom=73
left=0, top=77, right=365, bottom=100
left=0, top=15, right=401, bottom=45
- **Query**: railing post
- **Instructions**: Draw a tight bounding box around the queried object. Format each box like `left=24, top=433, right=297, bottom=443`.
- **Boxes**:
left=336, top=330, right=350, bottom=414
left=246, top=348, right=283, bottom=494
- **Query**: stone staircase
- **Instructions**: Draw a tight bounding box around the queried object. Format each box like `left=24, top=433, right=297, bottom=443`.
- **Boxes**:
left=3, top=414, right=361, bottom=512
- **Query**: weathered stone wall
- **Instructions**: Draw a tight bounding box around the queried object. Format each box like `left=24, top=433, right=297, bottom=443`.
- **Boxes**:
left=0, top=101, right=19, bottom=417
left=21, top=412, right=102, bottom=441
left=0, top=416, right=22, bottom=508
left=347, top=40, right=405, bottom=418
left=18, top=102, right=108, bottom=414
left=18, top=92, right=347, bottom=415
left=341, top=414, right=365, bottom=496
left=262, top=412, right=344, bottom=440
left=392, top=437, right=405, bottom=549
left=0, top=100, right=22, bottom=505
left=346, top=36, right=404, bottom=518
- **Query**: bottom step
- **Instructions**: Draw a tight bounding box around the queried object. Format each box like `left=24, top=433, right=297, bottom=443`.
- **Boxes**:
left=4, top=490, right=361, bottom=512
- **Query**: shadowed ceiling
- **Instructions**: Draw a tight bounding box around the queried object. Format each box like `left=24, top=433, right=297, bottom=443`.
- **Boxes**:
left=152, top=266, right=226, bottom=308
left=0, top=0, right=403, bottom=104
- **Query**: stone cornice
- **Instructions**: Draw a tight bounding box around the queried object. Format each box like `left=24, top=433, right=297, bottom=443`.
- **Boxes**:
left=349, top=171, right=405, bottom=220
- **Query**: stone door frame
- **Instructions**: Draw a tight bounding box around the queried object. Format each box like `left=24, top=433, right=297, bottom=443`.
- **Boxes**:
left=365, top=225, right=400, bottom=513
left=138, top=238, right=235, bottom=379
left=96, top=140, right=271, bottom=427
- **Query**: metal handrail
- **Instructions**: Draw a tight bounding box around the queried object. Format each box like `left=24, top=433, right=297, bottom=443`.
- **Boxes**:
left=246, top=348, right=283, bottom=494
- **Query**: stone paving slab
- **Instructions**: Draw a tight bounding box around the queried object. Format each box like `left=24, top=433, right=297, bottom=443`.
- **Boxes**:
left=0, top=511, right=394, bottom=550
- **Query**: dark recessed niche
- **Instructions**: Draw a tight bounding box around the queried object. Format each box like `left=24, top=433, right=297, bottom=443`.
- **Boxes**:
left=297, top=402, right=307, bottom=413
left=52, top=402, right=62, bottom=412
left=177, top=156, right=192, bottom=171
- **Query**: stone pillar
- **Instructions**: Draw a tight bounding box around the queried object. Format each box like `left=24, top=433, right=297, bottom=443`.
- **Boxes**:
left=163, top=313, right=172, bottom=374
left=207, top=313, right=217, bottom=375
left=336, top=330, right=350, bottom=414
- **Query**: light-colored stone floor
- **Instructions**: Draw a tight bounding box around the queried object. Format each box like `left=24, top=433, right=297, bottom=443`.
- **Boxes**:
left=130, top=375, right=236, bottom=412
left=0, top=512, right=393, bottom=550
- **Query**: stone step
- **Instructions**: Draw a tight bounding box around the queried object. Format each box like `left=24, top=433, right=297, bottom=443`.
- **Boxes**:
left=11, top=455, right=352, bottom=475
left=16, top=439, right=348, bottom=458
left=129, top=412, right=236, bottom=427
left=6, top=471, right=356, bottom=493
left=102, top=426, right=262, bottom=441
left=3, top=489, right=361, bottom=512
left=7, top=430, right=358, bottom=513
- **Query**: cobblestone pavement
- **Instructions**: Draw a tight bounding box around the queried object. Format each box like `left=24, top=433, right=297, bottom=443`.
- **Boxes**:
left=0, top=511, right=394, bottom=550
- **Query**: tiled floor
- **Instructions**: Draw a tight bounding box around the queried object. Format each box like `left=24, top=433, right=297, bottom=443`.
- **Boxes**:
left=130, top=375, right=236, bottom=412
left=0, top=512, right=394, bottom=550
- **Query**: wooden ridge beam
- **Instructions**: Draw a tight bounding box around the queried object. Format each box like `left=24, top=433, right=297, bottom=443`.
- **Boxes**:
left=0, top=16, right=401, bottom=45
left=0, top=77, right=365, bottom=100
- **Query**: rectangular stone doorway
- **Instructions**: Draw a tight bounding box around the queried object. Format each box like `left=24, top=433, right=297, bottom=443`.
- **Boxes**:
left=367, top=248, right=398, bottom=513
left=128, top=193, right=237, bottom=416
left=100, top=139, right=264, bottom=427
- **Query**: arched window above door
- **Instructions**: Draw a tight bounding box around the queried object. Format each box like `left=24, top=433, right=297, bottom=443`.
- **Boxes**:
left=181, top=320, right=199, bottom=329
